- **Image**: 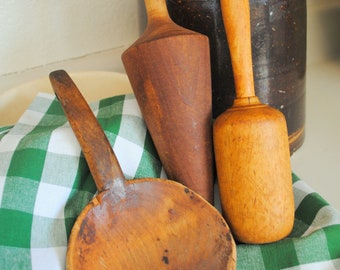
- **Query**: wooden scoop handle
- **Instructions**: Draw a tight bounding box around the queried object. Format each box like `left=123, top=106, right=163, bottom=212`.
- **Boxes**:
left=221, top=0, right=256, bottom=100
left=49, top=70, right=125, bottom=192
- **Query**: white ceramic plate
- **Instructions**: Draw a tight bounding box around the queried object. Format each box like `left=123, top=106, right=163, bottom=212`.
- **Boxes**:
left=0, top=71, right=132, bottom=126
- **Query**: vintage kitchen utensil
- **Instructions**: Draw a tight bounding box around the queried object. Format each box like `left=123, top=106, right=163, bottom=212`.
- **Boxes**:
left=49, top=70, right=236, bottom=269
left=122, top=0, right=214, bottom=203
left=213, top=0, right=294, bottom=244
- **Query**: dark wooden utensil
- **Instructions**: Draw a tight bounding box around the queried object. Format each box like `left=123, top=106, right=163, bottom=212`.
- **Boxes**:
left=122, top=0, right=214, bottom=203
left=49, top=70, right=236, bottom=269
left=213, top=0, right=294, bottom=244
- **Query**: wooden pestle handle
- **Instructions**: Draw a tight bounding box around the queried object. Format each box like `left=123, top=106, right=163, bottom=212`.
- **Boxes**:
left=136, top=0, right=193, bottom=45
left=49, top=70, right=125, bottom=192
left=144, top=0, right=169, bottom=20
left=221, top=0, right=256, bottom=100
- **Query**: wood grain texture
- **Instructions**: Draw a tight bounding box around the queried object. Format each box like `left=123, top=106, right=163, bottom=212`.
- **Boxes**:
left=122, top=0, right=214, bottom=203
left=213, top=0, right=294, bottom=244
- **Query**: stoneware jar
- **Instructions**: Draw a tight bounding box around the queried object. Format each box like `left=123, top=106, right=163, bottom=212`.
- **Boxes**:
left=167, top=0, right=306, bottom=153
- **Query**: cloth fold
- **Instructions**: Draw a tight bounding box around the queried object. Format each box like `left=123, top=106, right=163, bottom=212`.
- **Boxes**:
left=0, top=92, right=339, bottom=269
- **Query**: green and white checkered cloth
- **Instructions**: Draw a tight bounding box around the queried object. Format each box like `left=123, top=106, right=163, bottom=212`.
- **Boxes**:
left=0, top=92, right=339, bottom=269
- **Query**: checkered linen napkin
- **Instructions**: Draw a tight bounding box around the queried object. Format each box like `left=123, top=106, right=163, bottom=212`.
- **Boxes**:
left=1, top=92, right=340, bottom=269
left=0, top=92, right=165, bottom=269
left=237, top=173, right=340, bottom=269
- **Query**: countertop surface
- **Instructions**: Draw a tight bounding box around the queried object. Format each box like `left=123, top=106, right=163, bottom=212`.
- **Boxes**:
left=291, top=60, right=340, bottom=211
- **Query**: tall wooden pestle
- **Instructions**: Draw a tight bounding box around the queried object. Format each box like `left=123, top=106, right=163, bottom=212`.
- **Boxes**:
left=122, top=0, right=214, bottom=203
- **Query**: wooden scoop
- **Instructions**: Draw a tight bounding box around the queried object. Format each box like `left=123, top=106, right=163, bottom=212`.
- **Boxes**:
left=49, top=70, right=236, bottom=269
left=213, top=0, right=294, bottom=244
left=122, top=0, right=214, bottom=203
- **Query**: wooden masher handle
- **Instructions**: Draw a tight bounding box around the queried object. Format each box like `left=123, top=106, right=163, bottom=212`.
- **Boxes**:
left=220, top=0, right=256, bottom=99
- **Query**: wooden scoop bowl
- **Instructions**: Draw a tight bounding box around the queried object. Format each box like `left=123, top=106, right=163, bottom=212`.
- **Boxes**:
left=49, top=70, right=236, bottom=269
left=213, top=0, right=294, bottom=244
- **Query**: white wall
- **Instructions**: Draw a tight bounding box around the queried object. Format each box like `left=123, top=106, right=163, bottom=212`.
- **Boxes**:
left=0, top=0, right=339, bottom=93
left=306, top=0, right=340, bottom=65
left=0, top=0, right=146, bottom=93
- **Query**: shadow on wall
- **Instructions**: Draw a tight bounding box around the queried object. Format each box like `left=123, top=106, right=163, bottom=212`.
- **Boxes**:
left=319, top=6, right=340, bottom=60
